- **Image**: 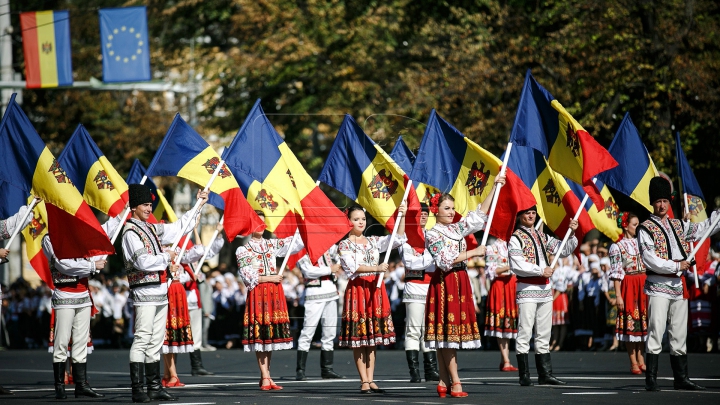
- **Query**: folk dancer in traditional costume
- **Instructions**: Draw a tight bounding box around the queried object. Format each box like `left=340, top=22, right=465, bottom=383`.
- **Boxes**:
left=608, top=212, right=647, bottom=375
left=638, top=177, right=720, bottom=391
left=400, top=203, right=440, bottom=383
left=484, top=238, right=519, bottom=371
left=123, top=184, right=206, bottom=403
left=510, top=206, right=577, bottom=386
left=43, top=212, right=122, bottom=399
left=424, top=175, right=505, bottom=399
left=295, top=246, right=345, bottom=380
left=236, top=211, right=304, bottom=391
left=338, top=204, right=407, bottom=394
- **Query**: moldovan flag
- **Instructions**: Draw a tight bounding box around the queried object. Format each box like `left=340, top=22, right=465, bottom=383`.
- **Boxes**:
left=390, top=136, right=439, bottom=230
left=21, top=197, right=53, bottom=288
left=676, top=132, right=710, bottom=272
left=223, top=100, right=352, bottom=263
left=146, top=114, right=265, bottom=240
left=126, top=159, right=176, bottom=223
left=58, top=124, right=128, bottom=217
left=20, top=10, right=73, bottom=88
left=409, top=109, right=536, bottom=242
left=0, top=95, right=114, bottom=259
left=318, top=115, right=425, bottom=252
left=509, top=70, right=618, bottom=208
left=597, top=113, right=659, bottom=212
left=567, top=177, right=622, bottom=242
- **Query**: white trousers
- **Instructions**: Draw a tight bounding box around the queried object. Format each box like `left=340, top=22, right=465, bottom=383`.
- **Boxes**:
left=404, top=302, right=433, bottom=352
left=189, top=308, right=202, bottom=350
left=297, top=300, right=337, bottom=352
left=130, top=304, right=168, bottom=363
left=647, top=296, right=687, bottom=355
left=53, top=306, right=91, bottom=363
left=516, top=301, right=552, bottom=354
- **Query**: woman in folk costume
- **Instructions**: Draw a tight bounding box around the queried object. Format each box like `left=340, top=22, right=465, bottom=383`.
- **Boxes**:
left=484, top=237, right=519, bottom=372
left=608, top=211, right=647, bottom=375
left=424, top=175, right=505, bottom=399
left=338, top=203, right=407, bottom=394
left=236, top=210, right=304, bottom=391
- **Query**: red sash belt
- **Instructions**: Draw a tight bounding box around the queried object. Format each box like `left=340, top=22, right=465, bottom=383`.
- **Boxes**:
left=408, top=272, right=433, bottom=284
left=58, top=277, right=89, bottom=293
left=517, top=276, right=549, bottom=285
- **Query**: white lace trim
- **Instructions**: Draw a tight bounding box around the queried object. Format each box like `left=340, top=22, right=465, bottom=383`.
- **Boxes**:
left=339, top=336, right=396, bottom=348
left=484, top=331, right=518, bottom=339
left=616, top=334, right=647, bottom=342
left=243, top=341, right=294, bottom=352
left=162, top=344, right=195, bottom=354
left=425, top=339, right=482, bottom=350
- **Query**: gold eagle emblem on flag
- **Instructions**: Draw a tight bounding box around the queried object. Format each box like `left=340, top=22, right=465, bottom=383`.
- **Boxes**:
left=201, top=157, right=232, bottom=179
left=465, top=161, right=490, bottom=197
left=29, top=216, right=46, bottom=240
left=604, top=196, right=619, bottom=220
left=94, top=170, right=115, bottom=190
left=48, top=159, right=73, bottom=185
left=565, top=123, right=581, bottom=158
left=542, top=179, right=561, bottom=206
left=255, top=189, right=279, bottom=212
left=368, top=169, right=398, bottom=201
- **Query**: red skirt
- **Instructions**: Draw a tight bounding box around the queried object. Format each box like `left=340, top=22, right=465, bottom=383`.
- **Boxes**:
left=615, top=274, right=648, bottom=342
left=484, top=275, right=518, bottom=338
left=425, top=268, right=481, bottom=349
left=242, top=282, right=292, bottom=352
left=552, top=292, right=569, bottom=325
left=340, top=275, right=395, bottom=347
left=163, top=281, right=194, bottom=353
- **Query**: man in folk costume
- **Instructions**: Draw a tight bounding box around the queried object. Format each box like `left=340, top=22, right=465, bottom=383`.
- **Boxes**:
left=295, top=246, right=345, bottom=380
left=42, top=212, right=123, bottom=399
left=399, top=203, right=440, bottom=383
left=122, top=184, right=207, bottom=403
left=638, top=177, right=719, bottom=391
left=509, top=206, right=577, bottom=386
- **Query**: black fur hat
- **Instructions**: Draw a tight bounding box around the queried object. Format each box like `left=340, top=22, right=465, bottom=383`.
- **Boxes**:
left=517, top=205, right=537, bottom=215
left=128, top=184, right=153, bottom=208
left=648, top=177, right=672, bottom=204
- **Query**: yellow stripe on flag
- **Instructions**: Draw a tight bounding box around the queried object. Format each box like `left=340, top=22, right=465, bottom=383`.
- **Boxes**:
left=246, top=180, right=295, bottom=231
left=629, top=157, right=660, bottom=212
left=416, top=183, right=440, bottom=229
left=176, top=146, right=241, bottom=195
left=547, top=100, right=585, bottom=184
left=278, top=143, right=315, bottom=200
left=21, top=198, right=48, bottom=260
left=356, top=146, right=408, bottom=225
left=531, top=165, right=573, bottom=232
left=442, top=139, right=502, bottom=218
left=83, top=157, right=128, bottom=214
left=35, top=11, right=59, bottom=88
left=33, top=148, right=84, bottom=215
left=587, top=185, right=622, bottom=241
left=154, top=188, right=178, bottom=223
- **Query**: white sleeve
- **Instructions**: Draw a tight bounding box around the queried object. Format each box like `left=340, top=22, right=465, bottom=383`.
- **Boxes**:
left=122, top=231, right=170, bottom=272
left=686, top=210, right=720, bottom=242
left=548, top=235, right=577, bottom=258
left=638, top=228, right=679, bottom=275
left=509, top=235, right=543, bottom=277
left=274, top=233, right=305, bottom=258
left=400, top=243, right=434, bottom=270
left=156, top=209, right=199, bottom=245
left=297, top=255, right=331, bottom=279
left=454, top=205, right=488, bottom=237
left=41, top=235, right=95, bottom=277
left=1, top=204, right=33, bottom=240
left=375, top=234, right=408, bottom=254
left=101, top=215, right=124, bottom=240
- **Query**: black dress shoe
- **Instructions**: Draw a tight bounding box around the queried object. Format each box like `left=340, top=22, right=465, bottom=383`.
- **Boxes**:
left=369, top=382, right=386, bottom=393
left=360, top=382, right=372, bottom=394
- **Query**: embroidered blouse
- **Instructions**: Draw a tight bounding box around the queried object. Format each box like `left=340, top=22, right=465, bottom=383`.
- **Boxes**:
left=426, top=206, right=488, bottom=271
left=485, top=239, right=510, bottom=281
left=608, top=238, right=644, bottom=281
left=338, top=234, right=407, bottom=280
left=236, top=235, right=304, bottom=291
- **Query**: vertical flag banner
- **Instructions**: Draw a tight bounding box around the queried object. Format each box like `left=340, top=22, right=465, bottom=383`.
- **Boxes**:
left=0, top=95, right=114, bottom=259
left=567, top=177, right=622, bottom=242
left=58, top=124, right=128, bottom=217
left=390, top=136, right=438, bottom=229
left=318, top=114, right=425, bottom=252
left=146, top=114, right=265, bottom=239
left=19, top=10, right=73, bottom=89
left=222, top=100, right=352, bottom=263
left=409, top=109, right=536, bottom=242
left=99, top=7, right=151, bottom=82
left=597, top=113, right=659, bottom=212
left=509, top=70, right=618, bottom=208
left=126, top=159, right=176, bottom=223
left=21, top=197, right=53, bottom=288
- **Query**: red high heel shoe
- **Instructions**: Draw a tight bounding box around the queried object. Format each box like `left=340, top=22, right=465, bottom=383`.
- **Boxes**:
left=640, top=363, right=647, bottom=372
left=161, top=378, right=168, bottom=387
left=166, top=377, right=185, bottom=387
left=436, top=384, right=447, bottom=398
left=500, top=362, right=519, bottom=372
left=630, top=364, right=642, bottom=375
left=260, top=377, right=283, bottom=391
left=450, top=382, right=468, bottom=398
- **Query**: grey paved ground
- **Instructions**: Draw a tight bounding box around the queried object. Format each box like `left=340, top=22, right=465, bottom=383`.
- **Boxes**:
left=0, top=349, right=719, bottom=404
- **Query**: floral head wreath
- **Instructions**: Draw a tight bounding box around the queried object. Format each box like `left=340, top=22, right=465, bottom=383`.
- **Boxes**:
left=429, top=193, right=441, bottom=215
left=616, top=211, right=630, bottom=230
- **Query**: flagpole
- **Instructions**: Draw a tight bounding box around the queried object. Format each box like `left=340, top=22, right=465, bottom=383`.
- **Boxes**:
left=194, top=215, right=224, bottom=277
left=480, top=142, right=513, bottom=246
left=683, top=192, right=700, bottom=288
left=548, top=178, right=596, bottom=268
left=685, top=211, right=720, bottom=267
left=376, top=180, right=413, bottom=288
left=277, top=180, right=321, bottom=277
left=172, top=232, right=193, bottom=278
left=2, top=197, right=40, bottom=256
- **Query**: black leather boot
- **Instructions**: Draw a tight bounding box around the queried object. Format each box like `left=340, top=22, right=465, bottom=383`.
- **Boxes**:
left=406, top=350, right=422, bottom=383
left=320, top=350, right=345, bottom=379
left=535, top=353, right=565, bottom=385
left=670, top=355, right=705, bottom=390
left=53, top=362, right=67, bottom=399
left=296, top=350, right=308, bottom=381
left=189, top=351, right=214, bottom=376
left=145, top=362, right=177, bottom=401
left=645, top=353, right=660, bottom=392
left=423, top=352, right=440, bottom=381
left=130, top=362, right=150, bottom=403
left=72, top=362, right=104, bottom=398
left=516, top=353, right=533, bottom=386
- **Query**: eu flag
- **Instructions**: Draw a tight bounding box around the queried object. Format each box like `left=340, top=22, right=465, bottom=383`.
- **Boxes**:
left=99, top=7, right=150, bottom=83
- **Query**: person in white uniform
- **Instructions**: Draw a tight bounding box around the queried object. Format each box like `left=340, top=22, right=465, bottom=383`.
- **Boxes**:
left=295, top=246, right=345, bottom=380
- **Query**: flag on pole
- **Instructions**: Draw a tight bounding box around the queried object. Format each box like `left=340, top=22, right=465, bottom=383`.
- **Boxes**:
left=390, top=136, right=439, bottom=229
left=58, top=125, right=128, bottom=217
left=99, top=7, right=151, bottom=82
left=19, top=10, right=73, bottom=88
left=21, top=197, right=53, bottom=288
left=409, top=109, right=536, bottom=242
left=221, top=100, right=352, bottom=263
left=567, top=177, right=622, bottom=242
left=318, top=115, right=425, bottom=252
left=0, top=95, right=114, bottom=259
left=126, top=159, right=176, bottom=223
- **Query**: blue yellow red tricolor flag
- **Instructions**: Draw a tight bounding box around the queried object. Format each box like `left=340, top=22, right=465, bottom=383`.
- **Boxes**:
left=318, top=115, right=425, bottom=252
left=597, top=113, right=659, bottom=212
left=0, top=95, right=114, bottom=259
left=509, top=70, right=618, bottom=208
left=409, top=110, right=536, bottom=242
left=146, top=114, right=265, bottom=240
left=567, top=177, right=622, bottom=242
left=126, top=159, right=176, bottom=223
left=20, top=10, right=73, bottom=89
left=58, top=125, right=128, bottom=217
left=676, top=132, right=710, bottom=271
left=390, top=136, right=440, bottom=229
left=222, top=100, right=352, bottom=263
left=21, top=197, right=53, bottom=288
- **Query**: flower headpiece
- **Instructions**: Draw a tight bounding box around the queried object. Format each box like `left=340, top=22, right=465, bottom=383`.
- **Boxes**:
left=429, top=193, right=441, bottom=215
left=616, top=211, right=630, bottom=230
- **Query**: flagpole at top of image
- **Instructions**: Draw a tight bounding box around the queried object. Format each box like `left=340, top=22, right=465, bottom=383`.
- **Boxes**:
left=549, top=178, right=596, bottom=268
left=277, top=180, right=320, bottom=277
left=683, top=192, right=700, bottom=288
left=376, top=180, right=413, bottom=288
left=480, top=142, right=513, bottom=246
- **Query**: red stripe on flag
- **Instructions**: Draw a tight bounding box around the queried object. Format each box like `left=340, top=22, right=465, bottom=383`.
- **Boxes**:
left=20, top=13, right=42, bottom=89
left=298, top=186, right=353, bottom=263
left=108, top=198, right=127, bottom=218
left=29, top=250, right=53, bottom=289
left=46, top=202, right=115, bottom=259
left=578, top=129, right=618, bottom=209
left=220, top=188, right=266, bottom=240
left=488, top=169, right=537, bottom=242
left=557, top=190, right=595, bottom=257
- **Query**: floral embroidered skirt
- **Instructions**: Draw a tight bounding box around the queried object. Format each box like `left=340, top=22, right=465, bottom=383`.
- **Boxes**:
left=484, top=275, right=518, bottom=338
left=615, top=274, right=648, bottom=342
left=48, top=308, right=94, bottom=355
left=552, top=292, right=569, bottom=326
left=425, top=268, right=481, bottom=349
left=339, top=275, right=395, bottom=348
left=243, top=282, right=293, bottom=352
left=163, top=281, right=194, bottom=354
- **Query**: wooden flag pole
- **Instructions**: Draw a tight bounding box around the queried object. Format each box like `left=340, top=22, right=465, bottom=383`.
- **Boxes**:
left=683, top=192, right=700, bottom=288
left=376, top=180, right=413, bottom=288
left=548, top=178, right=597, bottom=268
left=277, top=180, right=320, bottom=277
left=480, top=142, right=513, bottom=246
